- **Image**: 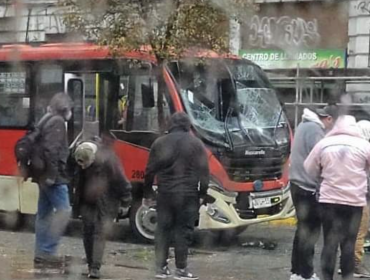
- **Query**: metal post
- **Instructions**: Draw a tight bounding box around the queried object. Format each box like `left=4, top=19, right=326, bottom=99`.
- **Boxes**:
left=294, top=64, right=300, bottom=129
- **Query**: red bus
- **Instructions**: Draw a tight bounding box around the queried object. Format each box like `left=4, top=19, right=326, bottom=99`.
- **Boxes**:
left=0, top=43, right=294, bottom=242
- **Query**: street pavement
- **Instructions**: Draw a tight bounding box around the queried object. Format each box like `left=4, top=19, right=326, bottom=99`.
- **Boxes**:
left=0, top=217, right=364, bottom=280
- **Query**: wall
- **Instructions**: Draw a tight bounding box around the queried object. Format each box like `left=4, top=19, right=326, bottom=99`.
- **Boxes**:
left=238, top=1, right=349, bottom=69
left=0, top=1, right=67, bottom=43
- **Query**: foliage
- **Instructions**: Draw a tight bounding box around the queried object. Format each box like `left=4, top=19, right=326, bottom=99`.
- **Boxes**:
left=60, top=0, right=256, bottom=62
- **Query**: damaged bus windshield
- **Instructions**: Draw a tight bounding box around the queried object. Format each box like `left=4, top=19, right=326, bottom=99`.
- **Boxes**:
left=169, top=58, right=289, bottom=147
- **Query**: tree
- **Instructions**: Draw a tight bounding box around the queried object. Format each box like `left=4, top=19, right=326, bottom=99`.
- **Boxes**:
left=60, top=0, right=256, bottom=62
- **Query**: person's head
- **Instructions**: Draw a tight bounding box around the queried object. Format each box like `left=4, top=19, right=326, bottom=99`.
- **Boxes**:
left=74, top=142, right=98, bottom=169
left=48, top=92, right=73, bottom=121
left=168, top=112, right=191, bottom=132
left=357, top=120, right=370, bottom=141
left=316, top=104, right=339, bottom=130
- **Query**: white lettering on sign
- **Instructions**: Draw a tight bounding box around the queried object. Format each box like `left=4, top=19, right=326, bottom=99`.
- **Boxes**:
left=245, top=150, right=266, bottom=156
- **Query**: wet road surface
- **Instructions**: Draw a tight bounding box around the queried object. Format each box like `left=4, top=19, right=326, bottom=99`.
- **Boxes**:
left=0, top=216, right=365, bottom=280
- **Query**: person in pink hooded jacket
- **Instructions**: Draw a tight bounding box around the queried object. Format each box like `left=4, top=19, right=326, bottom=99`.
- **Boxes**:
left=304, top=115, right=370, bottom=280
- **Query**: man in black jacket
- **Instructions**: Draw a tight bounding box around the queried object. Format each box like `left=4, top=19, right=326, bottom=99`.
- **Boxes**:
left=74, top=140, right=132, bottom=279
left=33, top=92, right=73, bottom=267
left=143, top=112, right=209, bottom=280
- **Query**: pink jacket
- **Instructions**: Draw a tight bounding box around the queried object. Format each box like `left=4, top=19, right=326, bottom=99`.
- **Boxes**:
left=304, top=115, right=370, bottom=207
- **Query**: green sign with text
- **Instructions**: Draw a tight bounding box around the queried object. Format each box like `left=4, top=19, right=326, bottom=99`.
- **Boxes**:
left=239, top=49, right=346, bottom=69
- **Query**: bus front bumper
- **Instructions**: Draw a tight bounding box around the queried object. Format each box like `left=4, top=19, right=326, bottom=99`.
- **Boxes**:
left=198, top=183, right=295, bottom=230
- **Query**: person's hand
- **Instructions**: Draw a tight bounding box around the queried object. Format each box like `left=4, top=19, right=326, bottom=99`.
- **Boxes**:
left=142, top=198, right=156, bottom=207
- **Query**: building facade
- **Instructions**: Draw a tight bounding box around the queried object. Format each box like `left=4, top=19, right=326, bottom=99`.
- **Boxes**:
left=0, top=0, right=370, bottom=126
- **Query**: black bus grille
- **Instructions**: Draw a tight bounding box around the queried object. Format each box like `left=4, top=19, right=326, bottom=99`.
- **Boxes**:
left=219, top=148, right=288, bottom=183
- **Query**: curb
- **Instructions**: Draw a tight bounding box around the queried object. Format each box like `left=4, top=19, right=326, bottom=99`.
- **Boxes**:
left=267, top=217, right=297, bottom=226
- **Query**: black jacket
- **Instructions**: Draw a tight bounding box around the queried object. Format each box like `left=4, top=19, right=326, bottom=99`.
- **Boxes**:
left=76, top=145, right=132, bottom=215
left=143, top=113, right=210, bottom=199
left=33, top=113, right=70, bottom=186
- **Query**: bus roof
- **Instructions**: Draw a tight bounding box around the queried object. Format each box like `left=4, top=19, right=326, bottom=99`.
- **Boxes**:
left=0, top=43, right=155, bottom=62
left=0, top=43, right=243, bottom=63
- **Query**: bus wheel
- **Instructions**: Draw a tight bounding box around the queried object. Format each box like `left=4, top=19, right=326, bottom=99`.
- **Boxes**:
left=129, top=200, right=156, bottom=243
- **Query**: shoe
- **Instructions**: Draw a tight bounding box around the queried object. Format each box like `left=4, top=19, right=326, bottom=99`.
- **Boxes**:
left=174, top=268, right=199, bottom=280
left=34, top=254, right=65, bottom=268
left=300, top=273, right=320, bottom=280
left=88, top=268, right=101, bottom=279
left=290, top=274, right=303, bottom=280
left=155, top=266, right=171, bottom=279
left=308, top=273, right=320, bottom=280
left=354, top=264, right=370, bottom=278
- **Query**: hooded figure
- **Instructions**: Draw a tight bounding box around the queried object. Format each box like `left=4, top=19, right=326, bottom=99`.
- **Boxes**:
left=74, top=140, right=132, bottom=279
left=304, top=115, right=370, bottom=280
left=143, top=112, right=209, bottom=280
left=33, top=92, right=73, bottom=268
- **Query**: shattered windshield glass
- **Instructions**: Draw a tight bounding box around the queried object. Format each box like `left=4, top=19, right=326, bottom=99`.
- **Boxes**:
left=173, top=59, right=287, bottom=146
left=227, top=61, right=287, bottom=129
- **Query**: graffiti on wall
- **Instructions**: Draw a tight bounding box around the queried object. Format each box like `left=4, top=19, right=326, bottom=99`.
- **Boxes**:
left=33, top=7, right=66, bottom=34
left=0, top=4, right=66, bottom=34
left=357, top=1, right=370, bottom=14
left=247, top=15, right=321, bottom=49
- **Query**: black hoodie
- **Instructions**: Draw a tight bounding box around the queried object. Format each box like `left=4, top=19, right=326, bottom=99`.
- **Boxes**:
left=143, top=112, right=210, bottom=198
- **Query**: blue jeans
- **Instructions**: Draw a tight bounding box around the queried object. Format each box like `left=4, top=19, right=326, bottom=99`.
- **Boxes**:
left=35, top=184, right=71, bottom=257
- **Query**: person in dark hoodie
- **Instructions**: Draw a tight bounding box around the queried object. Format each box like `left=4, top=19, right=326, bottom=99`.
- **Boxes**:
left=74, top=139, right=132, bottom=279
left=33, top=92, right=73, bottom=267
left=289, top=104, right=338, bottom=280
left=143, top=112, right=209, bottom=280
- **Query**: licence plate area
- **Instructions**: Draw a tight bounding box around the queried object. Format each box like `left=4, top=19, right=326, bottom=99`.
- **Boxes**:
left=251, top=195, right=281, bottom=209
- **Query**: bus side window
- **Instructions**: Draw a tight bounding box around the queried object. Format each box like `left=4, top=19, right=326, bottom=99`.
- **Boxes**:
left=0, top=66, right=30, bottom=128
left=35, top=64, right=64, bottom=122
left=128, top=76, right=171, bottom=133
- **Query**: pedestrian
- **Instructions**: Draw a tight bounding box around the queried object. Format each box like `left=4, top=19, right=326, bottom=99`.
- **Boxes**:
left=33, top=92, right=73, bottom=267
left=304, top=115, right=370, bottom=280
left=350, top=120, right=370, bottom=278
left=143, top=112, right=209, bottom=280
left=289, top=105, right=338, bottom=280
left=74, top=139, right=132, bottom=279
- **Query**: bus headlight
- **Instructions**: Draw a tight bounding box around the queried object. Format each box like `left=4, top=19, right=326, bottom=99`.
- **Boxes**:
left=206, top=204, right=231, bottom=224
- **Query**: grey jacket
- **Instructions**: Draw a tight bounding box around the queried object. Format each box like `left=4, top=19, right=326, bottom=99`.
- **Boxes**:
left=289, top=110, right=325, bottom=192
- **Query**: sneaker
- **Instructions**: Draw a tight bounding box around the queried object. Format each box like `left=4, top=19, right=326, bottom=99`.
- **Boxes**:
left=34, top=254, right=65, bottom=268
left=174, top=268, right=199, bottom=280
left=354, top=264, right=370, bottom=278
left=88, top=268, right=101, bottom=279
left=290, top=274, right=303, bottom=280
left=155, top=266, right=171, bottom=279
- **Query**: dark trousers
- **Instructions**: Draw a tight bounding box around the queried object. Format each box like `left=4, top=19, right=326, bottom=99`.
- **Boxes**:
left=290, top=183, right=322, bottom=279
left=155, top=193, right=199, bottom=270
left=320, top=203, right=363, bottom=280
left=81, top=204, right=113, bottom=270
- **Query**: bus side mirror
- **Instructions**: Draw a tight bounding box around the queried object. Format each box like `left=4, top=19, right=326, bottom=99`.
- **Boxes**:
left=141, top=83, right=155, bottom=108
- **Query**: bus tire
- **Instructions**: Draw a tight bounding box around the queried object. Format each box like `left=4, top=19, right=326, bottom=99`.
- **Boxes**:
left=129, top=200, right=156, bottom=244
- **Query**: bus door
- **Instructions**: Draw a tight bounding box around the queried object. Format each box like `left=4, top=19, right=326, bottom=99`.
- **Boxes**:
left=103, top=62, right=173, bottom=185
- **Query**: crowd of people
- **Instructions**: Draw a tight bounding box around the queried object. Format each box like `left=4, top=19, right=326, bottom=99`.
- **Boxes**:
left=22, top=92, right=209, bottom=280
left=18, top=90, right=370, bottom=280
left=290, top=104, right=370, bottom=280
